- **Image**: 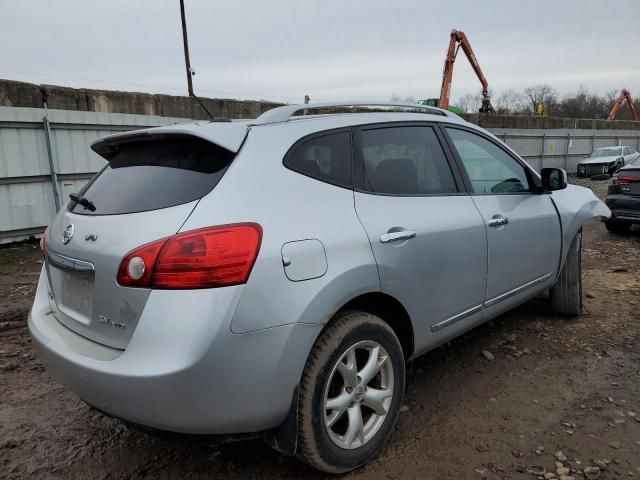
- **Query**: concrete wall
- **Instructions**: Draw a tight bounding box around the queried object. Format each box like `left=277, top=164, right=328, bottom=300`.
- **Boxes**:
left=0, top=79, right=283, bottom=120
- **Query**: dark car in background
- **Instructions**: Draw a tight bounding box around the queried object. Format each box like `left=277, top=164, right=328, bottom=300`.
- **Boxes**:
left=605, top=156, right=640, bottom=233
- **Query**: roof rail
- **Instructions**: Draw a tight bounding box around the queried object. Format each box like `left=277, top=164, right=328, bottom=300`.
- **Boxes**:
left=251, top=101, right=460, bottom=125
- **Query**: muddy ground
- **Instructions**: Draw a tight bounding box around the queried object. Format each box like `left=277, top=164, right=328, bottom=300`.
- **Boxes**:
left=1, top=178, right=639, bottom=479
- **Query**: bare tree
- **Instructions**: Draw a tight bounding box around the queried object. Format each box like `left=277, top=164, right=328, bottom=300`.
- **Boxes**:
left=390, top=95, right=418, bottom=104
left=604, top=89, right=619, bottom=106
left=457, top=93, right=482, bottom=113
left=523, top=84, right=557, bottom=114
left=557, top=85, right=610, bottom=119
left=495, top=89, right=527, bottom=115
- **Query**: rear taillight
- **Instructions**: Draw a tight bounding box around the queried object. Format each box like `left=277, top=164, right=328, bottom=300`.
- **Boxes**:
left=117, top=239, right=165, bottom=287
left=618, top=175, right=640, bottom=183
left=117, top=223, right=262, bottom=289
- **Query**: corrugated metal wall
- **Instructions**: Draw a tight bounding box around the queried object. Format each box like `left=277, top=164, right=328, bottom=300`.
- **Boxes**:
left=1, top=105, right=640, bottom=243
left=491, top=128, right=640, bottom=172
left=0, top=106, right=192, bottom=243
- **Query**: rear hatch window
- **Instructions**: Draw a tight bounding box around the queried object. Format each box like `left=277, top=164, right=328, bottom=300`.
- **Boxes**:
left=71, top=134, right=235, bottom=215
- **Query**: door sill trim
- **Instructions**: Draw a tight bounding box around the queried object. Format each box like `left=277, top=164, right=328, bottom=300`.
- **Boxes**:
left=431, top=304, right=483, bottom=333
left=484, top=273, right=552, bottom=308
left=430, top=273, right=553, bottom=333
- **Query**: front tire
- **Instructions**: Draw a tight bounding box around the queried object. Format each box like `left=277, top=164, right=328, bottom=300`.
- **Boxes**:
left=550, top=230, right=582, bottom=316
left=297, top=311, right=405, bottom=473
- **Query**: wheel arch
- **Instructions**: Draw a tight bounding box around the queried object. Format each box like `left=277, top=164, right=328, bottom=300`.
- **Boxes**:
left=550, top=184, right=610, bottom=272
left=335, top=291, right=415, bottom=360
left=266, top=291, right=414, bottom=457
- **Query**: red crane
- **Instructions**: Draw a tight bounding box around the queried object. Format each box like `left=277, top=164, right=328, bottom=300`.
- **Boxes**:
left=439, top=29, right=495, bottom=113
left=608, top=89, right=638, bottom=121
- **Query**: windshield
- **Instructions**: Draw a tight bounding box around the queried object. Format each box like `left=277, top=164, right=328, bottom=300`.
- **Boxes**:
left=591, top=147, right=621, bottom=158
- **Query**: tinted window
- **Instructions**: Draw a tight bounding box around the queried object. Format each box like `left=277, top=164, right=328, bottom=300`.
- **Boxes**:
left=284, top=132, right=352, bottom=187
left=446, top=128, right=530, bottom=194
left=359, top=126, right=457, bottom=195
left=71, top=135, right=234, bottom=215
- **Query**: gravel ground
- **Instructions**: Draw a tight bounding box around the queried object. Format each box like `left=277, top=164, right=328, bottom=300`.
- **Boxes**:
left=1, top=177, right=639, bottom=479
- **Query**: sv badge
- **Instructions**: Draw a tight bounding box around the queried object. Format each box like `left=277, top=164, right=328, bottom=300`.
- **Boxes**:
left=97, top=314, right=126, bottom=329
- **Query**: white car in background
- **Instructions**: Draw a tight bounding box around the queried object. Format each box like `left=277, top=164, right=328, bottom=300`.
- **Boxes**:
left=577, top=146, right=640, bottom=178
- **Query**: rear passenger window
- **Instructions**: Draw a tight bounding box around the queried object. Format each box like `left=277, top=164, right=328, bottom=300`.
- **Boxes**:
left=358, top=126, right=457, bottom=195
left=284, top=132, right=352, bottom=188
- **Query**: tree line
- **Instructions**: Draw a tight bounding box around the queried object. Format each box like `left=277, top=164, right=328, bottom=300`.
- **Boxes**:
left=456, top=85, right=640, bottom=119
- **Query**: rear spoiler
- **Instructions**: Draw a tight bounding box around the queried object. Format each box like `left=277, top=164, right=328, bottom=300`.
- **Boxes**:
left=91, top=122, right=249, bottom=160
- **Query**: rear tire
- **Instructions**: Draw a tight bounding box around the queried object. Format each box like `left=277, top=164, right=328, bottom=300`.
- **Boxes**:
left=605, top=219, right=632, bottom=234
left=550, top=230, right=582, bottom=316
left=296, top=311, right=405, bottom=473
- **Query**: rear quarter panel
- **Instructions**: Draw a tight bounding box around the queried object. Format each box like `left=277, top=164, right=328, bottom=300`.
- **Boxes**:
left=179, top=124, right=380, bottom=334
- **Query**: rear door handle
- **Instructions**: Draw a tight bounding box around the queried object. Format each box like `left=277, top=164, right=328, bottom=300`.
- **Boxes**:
left=488, top=214, right=509, bottom=228
left=380, top=230, right=416, bottom=243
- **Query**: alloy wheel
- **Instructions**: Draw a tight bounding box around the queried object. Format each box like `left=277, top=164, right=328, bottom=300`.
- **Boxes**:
left=322, top=340, right=394, bottom=449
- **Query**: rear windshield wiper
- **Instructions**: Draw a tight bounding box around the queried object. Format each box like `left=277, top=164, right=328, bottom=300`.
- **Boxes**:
left=69, top=192, right=96, bottom=211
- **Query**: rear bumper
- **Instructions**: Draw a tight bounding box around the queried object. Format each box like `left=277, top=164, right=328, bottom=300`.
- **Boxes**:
left=29, top=269, right=321, bottom=434
left=605, top=194, right=640, bottom=223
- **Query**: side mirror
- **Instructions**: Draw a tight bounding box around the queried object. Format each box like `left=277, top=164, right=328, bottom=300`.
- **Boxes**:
left=541, top=168, right=568, bottom=191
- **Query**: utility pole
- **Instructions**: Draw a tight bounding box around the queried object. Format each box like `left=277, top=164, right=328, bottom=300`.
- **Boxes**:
left=179, top=0, right=213, bottom=119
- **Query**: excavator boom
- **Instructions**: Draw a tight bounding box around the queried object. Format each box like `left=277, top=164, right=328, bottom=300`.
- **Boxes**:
left=438, top=30, right=495, bottom=113
left=609, top=89, right=638, bottom=121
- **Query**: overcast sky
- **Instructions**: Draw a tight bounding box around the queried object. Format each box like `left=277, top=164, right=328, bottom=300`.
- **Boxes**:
left=1, top=0, right=639, bottom=104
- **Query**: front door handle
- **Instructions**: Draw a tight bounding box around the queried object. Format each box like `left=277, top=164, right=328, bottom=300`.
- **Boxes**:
left=380, top=230, right=416, bottom=243
left=488, top=214, right=509, bottom=228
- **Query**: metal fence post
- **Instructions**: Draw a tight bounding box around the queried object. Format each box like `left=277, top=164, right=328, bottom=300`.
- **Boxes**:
left=565, top=133, right=570, bottom=171
left=42, top=103, right=61, bottom=212
left=541, top=134, right=546, bottom=169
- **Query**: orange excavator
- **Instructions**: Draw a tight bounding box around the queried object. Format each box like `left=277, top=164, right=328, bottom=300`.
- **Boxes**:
left=426, top=29, right=495, bottom=113
left=608, top=89, right=638, bottom=121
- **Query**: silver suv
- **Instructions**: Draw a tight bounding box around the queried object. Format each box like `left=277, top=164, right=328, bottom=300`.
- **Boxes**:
left=29, top=102, right=609, bottom=473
